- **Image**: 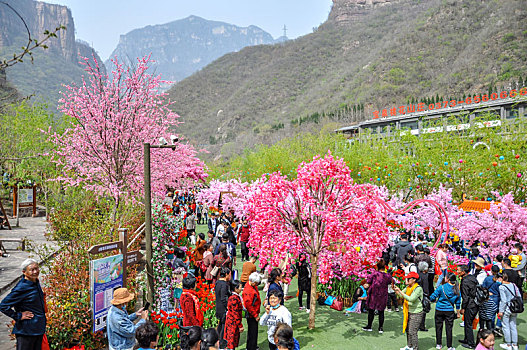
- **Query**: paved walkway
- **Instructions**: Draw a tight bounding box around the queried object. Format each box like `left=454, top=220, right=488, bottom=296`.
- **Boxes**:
left=0, top=217, right=57, bottom=349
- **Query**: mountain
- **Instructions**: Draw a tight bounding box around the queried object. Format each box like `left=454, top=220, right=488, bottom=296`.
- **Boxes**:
left=167, top=0, right=527, bottom=160
left=0, top=0, right=104, bottom=110
left=106, top=15, right=279, bottom=88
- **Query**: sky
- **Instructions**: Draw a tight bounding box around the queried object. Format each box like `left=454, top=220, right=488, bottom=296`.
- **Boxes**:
left=47, top=0, right=333, bottom=60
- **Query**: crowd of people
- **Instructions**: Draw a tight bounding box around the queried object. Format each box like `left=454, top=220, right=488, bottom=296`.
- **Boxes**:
left=0, top=187, right=525, bottom=350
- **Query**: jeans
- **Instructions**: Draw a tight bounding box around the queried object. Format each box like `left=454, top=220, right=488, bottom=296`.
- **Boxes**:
left=502, top=312, right=518, bottom=345
left=241, top=241, right=249, bottom=261
left=407, top=312, right=424, bottom=350
left=463, top=305, right=478, bottom=347
left=435, top=310, right=455, bottom=348
left=246, top=316, right=259, bottom=350
left=298, top=286, right=311, bottom=308
left=366, top=308, right=385, bottom=330
left=436, top=268, right=447, bottom=286
left=387, top=292, right=398, bottom=310
left=217, top=313, right=227, bottom=349
left=16, top=335, right=44, bottom=350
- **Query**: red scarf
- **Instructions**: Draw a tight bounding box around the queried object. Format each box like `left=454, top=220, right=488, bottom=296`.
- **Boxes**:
left=182, top=289, right=204, bottom=326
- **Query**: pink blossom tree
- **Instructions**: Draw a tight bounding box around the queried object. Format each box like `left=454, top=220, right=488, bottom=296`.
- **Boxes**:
left=196, top=179, right=252, bottom=218
left=246, top=152, right=389, bottom=329
left=48, top=56, right=207, bottom=221
left=457, top=192, right=527, bottom=257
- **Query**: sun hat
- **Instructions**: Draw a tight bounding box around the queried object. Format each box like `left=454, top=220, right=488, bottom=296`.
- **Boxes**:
left=111, top=288, right=135, bottom=305
left=473, top=257, right=486, bottom=268
left=404, top=271, right=420, bottom=280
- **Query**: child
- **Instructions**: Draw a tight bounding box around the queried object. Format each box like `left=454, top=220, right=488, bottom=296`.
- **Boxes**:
left=509, top=248, right=522, bottom=268
left=475, top=328, right=495, bottom=350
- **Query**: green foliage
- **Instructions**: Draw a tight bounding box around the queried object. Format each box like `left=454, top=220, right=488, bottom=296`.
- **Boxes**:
left=209, top=108, right=527, bottom=203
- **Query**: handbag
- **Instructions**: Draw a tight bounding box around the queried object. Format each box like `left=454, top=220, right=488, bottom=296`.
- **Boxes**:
left=41, top=334, right=50, bottom=350
left=331, top=298, right=343, bottom=311
left=210, top=265, right=220, bottom=277
left=434, top=261, right=441, bottom=275
left=324, top=295, right=336, bottom=306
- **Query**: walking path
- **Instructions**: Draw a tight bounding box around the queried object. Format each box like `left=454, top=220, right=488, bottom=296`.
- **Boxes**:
left=0, top=217, right=57, bottom=349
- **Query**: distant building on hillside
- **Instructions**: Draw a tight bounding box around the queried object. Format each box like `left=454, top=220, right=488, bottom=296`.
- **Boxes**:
left=336, top=92, right=527, bottom=140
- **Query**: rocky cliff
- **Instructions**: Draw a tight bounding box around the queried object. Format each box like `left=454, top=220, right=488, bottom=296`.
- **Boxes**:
left=0, top=0, right=104, bottom=110
left=328, top=0, right=398, bottom=24
left=106, top=15, right=277, bottom=84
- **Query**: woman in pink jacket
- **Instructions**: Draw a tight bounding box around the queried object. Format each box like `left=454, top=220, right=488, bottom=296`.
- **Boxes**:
left=435, top=244, right=449, bottom=286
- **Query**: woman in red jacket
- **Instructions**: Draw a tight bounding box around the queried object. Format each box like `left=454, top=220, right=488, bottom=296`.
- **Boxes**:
left=225, top=280, right=244, bottom=350
left=242, top=272, right=262, bottom=350
left=180, top=276, right=204, bottom=327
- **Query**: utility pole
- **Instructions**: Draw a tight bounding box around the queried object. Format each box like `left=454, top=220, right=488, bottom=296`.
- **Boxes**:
left=283, top=24, right=287, bottom=38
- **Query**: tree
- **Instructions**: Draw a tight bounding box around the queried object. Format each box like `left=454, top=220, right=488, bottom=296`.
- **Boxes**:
left=457, top=192, right=527, bottom=257
left=48, top=56, right=207, bottom=221
left=196, top=179, right=252, bottom=218
left=246, top=152, right=389, bottom=329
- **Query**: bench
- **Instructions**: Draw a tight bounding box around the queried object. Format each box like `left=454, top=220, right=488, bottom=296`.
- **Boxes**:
left=0, top=238, right=25, bottom=252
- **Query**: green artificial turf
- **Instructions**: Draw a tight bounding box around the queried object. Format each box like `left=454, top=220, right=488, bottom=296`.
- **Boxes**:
left=196, top=223, right=527, bottom=350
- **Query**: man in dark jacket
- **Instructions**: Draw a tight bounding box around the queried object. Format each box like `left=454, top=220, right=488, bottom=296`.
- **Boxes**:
left=215, top=267, right=231, bottom=349
left=0, top=258, right=46, bottom=350
left=394, top=234, right=415, bottom=267
left=293, top=254, right=312, bottom=311
left=458, top=264, right=479, bottom=349
left=208, top=213, right=219, bottom=236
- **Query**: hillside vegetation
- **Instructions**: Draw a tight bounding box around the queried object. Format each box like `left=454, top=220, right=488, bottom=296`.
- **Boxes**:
left=167, top=0, right=527, bottom=160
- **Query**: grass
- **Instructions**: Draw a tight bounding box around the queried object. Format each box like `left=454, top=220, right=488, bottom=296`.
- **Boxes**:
left=195, top=223, right=527, bottom=349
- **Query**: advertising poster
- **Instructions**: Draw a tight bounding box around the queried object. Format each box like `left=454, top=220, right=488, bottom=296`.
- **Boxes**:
left=18, top=188, right=33, bottom=204
left=90, top=254, right=123, bottom=332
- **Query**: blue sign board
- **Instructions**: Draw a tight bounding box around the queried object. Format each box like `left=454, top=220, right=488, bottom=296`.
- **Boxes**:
left=90, top=254, right=123, bottom=333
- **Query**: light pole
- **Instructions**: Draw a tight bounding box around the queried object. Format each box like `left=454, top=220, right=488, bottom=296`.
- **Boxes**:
left=143, top=139, right=178, bottom=305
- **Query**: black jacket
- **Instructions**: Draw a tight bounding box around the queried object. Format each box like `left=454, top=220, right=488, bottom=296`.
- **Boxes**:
left=0, top=277, right=46, bottom=335
left=460, top=274, right=478, bottom=309
left=294, top=262, right=311, bottom=291
left=214, top=280, right=230, bottom=317
left=208, top=218, right=219, bottom=234
left=394, top=240, right=414, bottom=266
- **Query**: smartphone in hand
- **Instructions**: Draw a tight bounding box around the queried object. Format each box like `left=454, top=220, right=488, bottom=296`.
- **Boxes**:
left=144, top=301, right=150, bottom=310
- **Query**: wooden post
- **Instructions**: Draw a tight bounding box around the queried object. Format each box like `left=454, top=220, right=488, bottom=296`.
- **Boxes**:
left=119, top=228, right=128, bottom=287
left=12, top=186, right=17, bottom=217
left=0, top=200, right=11, bottom=230
left=32, top=186, right=36, bottom=217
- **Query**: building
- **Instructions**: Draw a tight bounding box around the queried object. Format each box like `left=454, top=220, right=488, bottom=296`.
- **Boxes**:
left=336, top=91, right=527, bottom=140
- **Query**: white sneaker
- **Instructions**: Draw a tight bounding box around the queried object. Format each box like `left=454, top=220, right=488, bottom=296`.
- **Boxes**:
left=436, top=345, right=442, bottom=349
left=512, top=345, right=518, bottom=350
left=400, top=347, right=413, bottom=350
left=459, top=321, right=464, bottom=327
left=447, top=347, right=455, bottom=350
left=306, top=309, right=310, bottom=313
left=499, top=344, right=511, bottom=350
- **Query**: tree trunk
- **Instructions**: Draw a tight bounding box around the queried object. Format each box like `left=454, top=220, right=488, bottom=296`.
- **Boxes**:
left=308, top=253, right=318, bottom=329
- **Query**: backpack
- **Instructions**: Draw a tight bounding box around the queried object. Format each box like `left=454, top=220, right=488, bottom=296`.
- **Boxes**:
left=419, top=294, right=431, bottom=313
left=475, top=285, right=489, bottom=306
left=504, top=284, right=524, bottom=314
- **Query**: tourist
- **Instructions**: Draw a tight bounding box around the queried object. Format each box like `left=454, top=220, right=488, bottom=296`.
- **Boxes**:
left=417, top=261, right=430, bottom=332
left=259, top=289, right=292, bottom=350
left=458, top=264, right=479, bottom=349
left=345, top=279, right=369, bottom=314
left=511, top=243, right=526, bottom=290
left=395, top=233, right=415, bottom=267
left=425, top=247, right=436, bottom=295
left=480, top=265, right=501, bottom=331
left=241, top=256, right=257, bottom=288
left=181, top=326, right=203, bottom=350
left=208, top=213, right=219, bottom=236
left=197, top=202, right=204, bottom=225
left=0, top=258, right=46, bottom=350
left=214, top=244, right=232, bottom=273
left=501, top=259, right=520, bottom=292
left=475, top=329, right=495, bottom=350
left=436, top=244, right=449, bottom=286
left=216, top=221, right=226, bottom=238
left=215, top=267, right=231, bottom=349
left=293, top=253, right=312, bottom=313
left=214, top=233, right=236, bottom=268
left=106, top=288, right=148, bottom=350
left=201, top=328, right=220, bottom=350
left=273, top=322, right=300, bottom=350
left=239, top=219, right=251, bottom=261
left=403, top=254, right=418, bottom=275
left=203, top=243, right=215, bottom=284
left=429, top=273, right=461, bottom=350
left=135, top=321, right=159, bottom=350
left=208, top=230, right=221, bottom=252
left=387, top=272, right=399, bottom=313
left=394, top=271, right=424, bottom=350
left=473, top=257, right=488, bottom=285
left=362, top=259, right=392, bottom=334
left=242, top=272, right=262, bottom=350
left=498, top=273, right=520, bottom=350
left=267, top=268, right=285, bottom=305
left=186, top=211, right=197, bottom=244
left=181, top=276, right=204, bottom=327
left=224, top=280, right=244, bottom=350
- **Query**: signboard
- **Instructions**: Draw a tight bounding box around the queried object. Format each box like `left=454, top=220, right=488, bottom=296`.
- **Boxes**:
left=18, top=188, right=34, bottom=204
left=90, top=254, right=123, bottom=333
left=372, top=87, right=527, bottom=120
left=88, top=241, right=123, bottom=255
left=126, top=250, right=143, bottom=265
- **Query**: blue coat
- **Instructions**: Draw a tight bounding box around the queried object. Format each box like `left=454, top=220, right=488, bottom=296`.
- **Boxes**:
left=0, top=276, right=46, bottom=335
left=429, top=283, right=461, bottom=312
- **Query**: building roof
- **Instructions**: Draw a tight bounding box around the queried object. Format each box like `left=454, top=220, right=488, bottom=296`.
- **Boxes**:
left=458, top=200, right=495, bottom=212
